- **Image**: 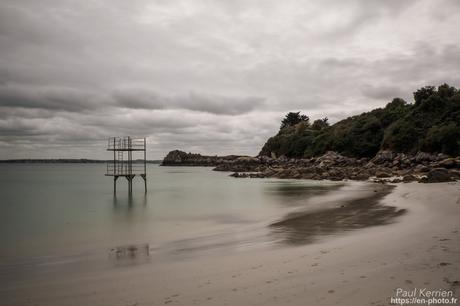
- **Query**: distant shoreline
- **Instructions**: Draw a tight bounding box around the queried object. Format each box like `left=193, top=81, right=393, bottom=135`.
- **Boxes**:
left=0, top=159, right=162, bottom=164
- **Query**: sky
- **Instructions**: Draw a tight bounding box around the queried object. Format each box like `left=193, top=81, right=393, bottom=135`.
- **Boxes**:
left=0, top=0, right=459, bottom=159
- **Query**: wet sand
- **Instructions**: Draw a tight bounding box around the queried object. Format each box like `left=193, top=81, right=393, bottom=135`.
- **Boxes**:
left=1, top=182, right=459, bottom=305
left=270, top=184, right=405, bottom=245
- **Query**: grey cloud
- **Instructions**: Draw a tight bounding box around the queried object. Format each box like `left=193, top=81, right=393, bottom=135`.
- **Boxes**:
left=361, top=85, right=405, bottom=100
left=0, top=85, right=101, bottom=112
left=113, top=89, right=265, bottom=115
left=0, top=125, right=41, bottom=137
left=0, top=0, right=459, bottom=159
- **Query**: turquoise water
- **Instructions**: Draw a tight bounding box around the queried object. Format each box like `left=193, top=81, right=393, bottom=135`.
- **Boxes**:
left=0, top=164, right=342, bottom=266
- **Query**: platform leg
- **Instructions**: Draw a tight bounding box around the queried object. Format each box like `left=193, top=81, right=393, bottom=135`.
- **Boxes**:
left=114, top=176, right=117, bottom=195
left=129, top=176, right=133, bottom=195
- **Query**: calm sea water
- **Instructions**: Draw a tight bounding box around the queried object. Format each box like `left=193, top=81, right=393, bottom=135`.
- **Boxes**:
left=0, top=164, right=345, bottom=265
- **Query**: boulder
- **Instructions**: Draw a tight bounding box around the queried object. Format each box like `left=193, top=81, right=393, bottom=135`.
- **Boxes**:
left=364, top=161, right=376, bottom=169
left=277, top=155, right=288, bottom=162
left=236, top=156, right=260, bottom=164
left=436, top=153, right=450, bottom=161
left=437, top=158, right=456, bottom=169
left=375, top=169, right=392, bottom=178
left=353, top=172, right=371, bottom=180
left=420, top=168, right=455, bottom=183
left=402, top=175, right=417, bottom=183
left=230, top=172, right=249, bottom=178
left=301, top=172, right=314, bottom=179
left=449, top=169, right=460, bottom=179
left=371, top=150, right=395, bottom=164
left=315, top=151, right=358, bottom=168
left=415, top=152, right=437, bottom=162
left=414, top=164, right=430, bottom=173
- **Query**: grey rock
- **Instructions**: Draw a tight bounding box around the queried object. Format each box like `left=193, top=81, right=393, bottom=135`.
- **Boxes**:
left=415, top=152, right=437, bottom=162
left=402, top=175, right=417, bottom=183
left=437, top=158, right=456, bottom=168
left=371, top=150, right=395, bottom=164
left=375, top=169, right=392, bottom=178
left=420, top=168, right=455, bottom=183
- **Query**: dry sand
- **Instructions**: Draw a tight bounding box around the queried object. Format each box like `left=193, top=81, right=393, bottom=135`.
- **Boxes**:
left=2, top=182, right=459, bottom=306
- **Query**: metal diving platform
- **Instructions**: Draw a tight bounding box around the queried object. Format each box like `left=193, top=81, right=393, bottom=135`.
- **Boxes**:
left=105, top=137, right=147, bottom=195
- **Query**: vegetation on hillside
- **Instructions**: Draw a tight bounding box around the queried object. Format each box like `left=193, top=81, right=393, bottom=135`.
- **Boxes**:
left=259, top=84, right=460, bottom=158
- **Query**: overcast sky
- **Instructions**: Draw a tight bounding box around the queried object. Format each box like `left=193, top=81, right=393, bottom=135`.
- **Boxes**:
left=1, top=0, right=459, bottom=159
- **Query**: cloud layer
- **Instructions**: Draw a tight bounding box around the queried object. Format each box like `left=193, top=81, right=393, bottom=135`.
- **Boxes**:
left=0, top=0, right=459, bottom=158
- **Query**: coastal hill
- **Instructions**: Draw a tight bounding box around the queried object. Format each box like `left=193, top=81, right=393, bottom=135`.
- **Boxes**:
left=260, top=84, right=460, bottom=159
left=162, top=84, right=460, bottom=183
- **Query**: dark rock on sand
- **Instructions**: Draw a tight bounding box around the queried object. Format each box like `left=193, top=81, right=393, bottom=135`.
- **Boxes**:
left=162, top=149, right=459, bottom=183
left=402, top=175, right=417, bottom=183
left=375, top=169, right=392, bottom=178
left=230, top=172, right=249, bottom=178
left=435, top=158, right=457, bottom=169
left=420, top=168, right=455, bottom=183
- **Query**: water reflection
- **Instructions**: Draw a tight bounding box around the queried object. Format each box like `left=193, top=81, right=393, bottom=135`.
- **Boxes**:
left=264, top=181, right=344, bottom=207
left=109, top=243, right=151, bottom=266
left=270, top=185, right=407, bottom=245
left=112, top=194, right=147, bottom=209
left=111, top=194, right=148, bottom=227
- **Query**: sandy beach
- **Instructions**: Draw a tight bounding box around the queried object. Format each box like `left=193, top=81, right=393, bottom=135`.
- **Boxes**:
left=2, top=1, right=460, bottom=305
left=1, top=181, right=459, bottom=306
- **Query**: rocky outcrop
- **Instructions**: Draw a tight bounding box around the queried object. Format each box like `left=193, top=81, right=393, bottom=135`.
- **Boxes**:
left=226, top=151, right=459, bottom=183
left=162, top=149, right=460, bottom=183
left=161, top=150, right=244, bottom=166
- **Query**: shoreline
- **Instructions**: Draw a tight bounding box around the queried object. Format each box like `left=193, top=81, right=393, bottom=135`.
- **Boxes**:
left=2, top=180, right=459, bottom=305
left=162, top=150, right=460, bottom=184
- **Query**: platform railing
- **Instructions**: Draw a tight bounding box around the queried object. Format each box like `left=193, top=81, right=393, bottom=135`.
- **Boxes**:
left=107, top=137, right=145, bottom=150
left=106, top=163, right=145, bottom=176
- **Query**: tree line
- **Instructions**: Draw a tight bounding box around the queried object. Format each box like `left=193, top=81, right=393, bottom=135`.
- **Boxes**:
left=259, top=84, right=460, bottom=158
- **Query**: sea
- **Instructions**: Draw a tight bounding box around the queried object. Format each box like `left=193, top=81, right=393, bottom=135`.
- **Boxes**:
left=0, top=163, right=371, bottom=288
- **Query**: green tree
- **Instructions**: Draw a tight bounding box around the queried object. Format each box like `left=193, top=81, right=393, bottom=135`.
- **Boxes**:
left=311, top=117, right=329, bottom=130
left=437, top=83, right=457, bottom=99
left=280, top=112, right=309, bottom=130
left=422, top=123, right=460, bottom=155
left=413, top=86, right=435, bottom=105
left=380, top=98, right=410, bottom=127
left=259, top=84, right=460, bottom=158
